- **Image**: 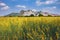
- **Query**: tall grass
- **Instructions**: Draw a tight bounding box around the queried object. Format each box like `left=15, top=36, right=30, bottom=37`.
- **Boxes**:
left=0, top=17, right=60, bottom=40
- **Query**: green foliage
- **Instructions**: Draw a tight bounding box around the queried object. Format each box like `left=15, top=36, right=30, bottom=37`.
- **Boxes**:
left=30, top=14, right=34, bottom=17
left=38, top=14, right=43, bottom=16
left=48, top=15, right=52, bottom=17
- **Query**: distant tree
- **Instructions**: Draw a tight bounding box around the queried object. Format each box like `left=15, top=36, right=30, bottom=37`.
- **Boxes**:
left=17, top=16, right=21, bottom=17
left=38, top=14, right=43, bottom=16
left=30, top=14, right=34, bottom=17
left=24, top=15, right=29, bottom=17
left=48, top=15, right=52, bottom=17
left=37, top=11, right=43, bottom=16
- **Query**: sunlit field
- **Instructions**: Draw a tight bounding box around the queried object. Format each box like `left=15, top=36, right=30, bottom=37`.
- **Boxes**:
left=0, top=17, right=60, bottom=40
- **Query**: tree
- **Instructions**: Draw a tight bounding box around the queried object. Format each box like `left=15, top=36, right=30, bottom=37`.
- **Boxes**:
left=48, top=15, right=52, bottom=17
left=38, top=14, right=43, bottom=16
left=30, top=14, right=34, bottom=17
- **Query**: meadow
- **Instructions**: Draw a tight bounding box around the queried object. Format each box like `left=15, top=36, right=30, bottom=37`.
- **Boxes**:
left=0, top=17, right=60, bottom=40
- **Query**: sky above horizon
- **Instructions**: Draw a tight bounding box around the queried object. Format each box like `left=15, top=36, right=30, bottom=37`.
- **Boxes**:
left=0, top=0, right=60, bottom=16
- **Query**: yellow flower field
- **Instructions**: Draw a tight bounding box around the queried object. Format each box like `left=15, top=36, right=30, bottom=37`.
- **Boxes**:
left=0, top=17, right=60, bottom=40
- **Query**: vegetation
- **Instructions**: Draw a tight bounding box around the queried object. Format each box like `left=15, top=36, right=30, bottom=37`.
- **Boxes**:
left=38, top=14, right=43, bottom=16
left=0, top=17, right=60, bottom=40
left=48, top=15, right=52, bottom=17
left=30, top=14, right=34, bottom=17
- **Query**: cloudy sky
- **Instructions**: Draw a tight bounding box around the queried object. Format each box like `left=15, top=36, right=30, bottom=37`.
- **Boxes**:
left=0, top=0, right=60, bottom=16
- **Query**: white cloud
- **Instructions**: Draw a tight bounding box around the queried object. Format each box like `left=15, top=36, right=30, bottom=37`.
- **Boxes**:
left=0, top=2, right=10, bottom=10
left=0, top=2, right=6, bottom=7
left=36, top=0, right=58, bottom=6
left=36, top=1, right=42, bottom=6
left=32, top=9, right=37, bottom=12
left=45, top=0, right=58, bottom=4
left=41, top=6, right=57, bottom=13
left=1, top=6, right=10, bottom=10
left=52, top=6, right=56, bottom=9
left=16, top=5, right=26, bottom=8
left=45, top=1, right=54, bottom=4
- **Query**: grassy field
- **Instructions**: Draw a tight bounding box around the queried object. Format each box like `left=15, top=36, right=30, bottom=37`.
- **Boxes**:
left=0, top=17, right=60, bottom=40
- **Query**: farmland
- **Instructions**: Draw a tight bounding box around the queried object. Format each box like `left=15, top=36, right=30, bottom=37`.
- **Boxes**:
left=0, top=17, right=60, bottom=40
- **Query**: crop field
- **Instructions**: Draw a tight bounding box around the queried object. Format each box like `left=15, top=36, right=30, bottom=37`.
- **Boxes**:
left=0, top=17, right=60, bottom=40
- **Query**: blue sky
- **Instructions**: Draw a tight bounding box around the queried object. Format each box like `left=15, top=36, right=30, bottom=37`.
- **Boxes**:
left=0, top=0, right=60, bottom=16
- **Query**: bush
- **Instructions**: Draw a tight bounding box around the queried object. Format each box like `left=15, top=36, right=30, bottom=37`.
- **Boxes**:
left=30, top=14, right=34, bottom=17
left=38, top=14, right=43, bottom=16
